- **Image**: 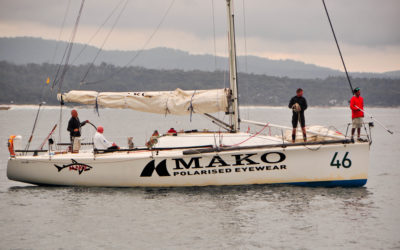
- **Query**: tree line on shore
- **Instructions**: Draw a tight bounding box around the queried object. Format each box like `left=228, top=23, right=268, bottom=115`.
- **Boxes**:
left=0, top=61, right=399, bottom=107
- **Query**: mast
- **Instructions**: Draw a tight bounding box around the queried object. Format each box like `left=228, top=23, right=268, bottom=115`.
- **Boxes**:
left=226, top=0, right=240, bottom=132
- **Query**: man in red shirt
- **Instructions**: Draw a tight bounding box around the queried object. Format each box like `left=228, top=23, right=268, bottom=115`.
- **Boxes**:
left=350, top=87, right=364, bottom=141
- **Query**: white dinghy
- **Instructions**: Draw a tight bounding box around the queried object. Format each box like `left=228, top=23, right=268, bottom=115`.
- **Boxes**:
left=7, top=0, right=372, bottom=187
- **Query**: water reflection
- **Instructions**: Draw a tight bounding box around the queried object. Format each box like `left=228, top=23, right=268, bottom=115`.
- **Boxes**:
left=5, top=181, right=377, bottom=249
left=8, top=183, right=372, bottom=207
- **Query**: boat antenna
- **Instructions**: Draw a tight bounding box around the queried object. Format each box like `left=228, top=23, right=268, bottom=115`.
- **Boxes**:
left=322, top=0, right=354, bottom=95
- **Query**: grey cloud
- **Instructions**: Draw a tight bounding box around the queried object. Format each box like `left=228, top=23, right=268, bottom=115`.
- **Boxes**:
left=0, top=0, right=399, bottom=47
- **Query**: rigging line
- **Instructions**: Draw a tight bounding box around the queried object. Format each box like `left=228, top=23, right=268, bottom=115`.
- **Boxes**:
left=211, top=0, right=222, bottom=122
left=241, top=0, right=248, bottom=73
left=58, top=101, right=63, bottom=148
left=52, top=1, right=83, bottom=90
left=223, top=48, right=228, bottom=88
left=229, top=122, right=270, bottom=147
left=56, top=0, right=86, bottom=93
left=52, top=0, right=84, bottom=91
left=50, top=0, right=72, bottom=66
left=188, top=90, right=197, bottom=122
left=51, top=34, right=72, bottom=90
left=80, top=0, right=129, bottom=84
left=38, top=78, right=49, bottom=102
left=84, top=0, right=176, bottom=85
left=71, top=0, right=126, bottom=65
left=322, top=0, right=354, bottom=94
left=242, top=0, right=250, bottom=120
left=211, top=0, right=217, bottom=70
left=231, top=7, right=241, bottom=126
left=24, top=102, right=43, bottom=154
left=54, top=0, right=85, bottom=147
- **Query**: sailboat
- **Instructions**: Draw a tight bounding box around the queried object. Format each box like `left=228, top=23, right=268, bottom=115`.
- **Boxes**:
left=7, top=0, right=371, bottom=187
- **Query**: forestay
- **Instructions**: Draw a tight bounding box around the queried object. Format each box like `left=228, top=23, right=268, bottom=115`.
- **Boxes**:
left=58, top=88, right=229, bottom=115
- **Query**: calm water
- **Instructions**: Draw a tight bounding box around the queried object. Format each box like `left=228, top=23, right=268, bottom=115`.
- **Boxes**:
left=0, top=106, right=399, bottom=249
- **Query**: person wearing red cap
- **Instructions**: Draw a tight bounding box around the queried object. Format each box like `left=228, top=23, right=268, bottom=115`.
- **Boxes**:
left=167, top=128, right=177, bottom=134
left=67, top=109, right=89, bottom=152
left=94, top=126, right=119, bottom=152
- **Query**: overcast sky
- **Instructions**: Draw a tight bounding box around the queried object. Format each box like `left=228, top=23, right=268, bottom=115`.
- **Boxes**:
left=0, top=0, right=399, bottom=72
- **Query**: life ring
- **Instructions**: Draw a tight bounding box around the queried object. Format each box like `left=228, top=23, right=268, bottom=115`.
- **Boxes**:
left=8, top=135, right=16, bottom=157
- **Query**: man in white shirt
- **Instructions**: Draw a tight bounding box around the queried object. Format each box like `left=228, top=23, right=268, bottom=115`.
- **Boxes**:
left=94, top=126, right=119, bottom=151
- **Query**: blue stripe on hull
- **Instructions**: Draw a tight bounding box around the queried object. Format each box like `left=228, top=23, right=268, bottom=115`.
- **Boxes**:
left=287, top=179, right=367, bottom=187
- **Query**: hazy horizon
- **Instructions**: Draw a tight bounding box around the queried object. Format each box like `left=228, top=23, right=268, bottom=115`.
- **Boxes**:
left=0, top=0, right=399, bottom=73
left=1, top=36, right=399, bottom=77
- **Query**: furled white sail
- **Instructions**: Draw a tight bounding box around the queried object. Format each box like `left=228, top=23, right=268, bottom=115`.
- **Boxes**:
left=57, top=88, right=229, bottom=115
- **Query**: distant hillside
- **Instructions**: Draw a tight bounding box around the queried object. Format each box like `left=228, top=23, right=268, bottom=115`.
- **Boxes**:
left=0, top=61, right=399, bottom=107
left=1, top=37, right=398, bottom=79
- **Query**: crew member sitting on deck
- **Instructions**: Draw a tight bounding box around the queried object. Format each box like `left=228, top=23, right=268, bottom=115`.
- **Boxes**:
left=94, top=126, right=119, bottom=152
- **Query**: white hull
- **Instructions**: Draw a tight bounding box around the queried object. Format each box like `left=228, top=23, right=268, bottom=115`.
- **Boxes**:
left=5, top=1, right=372, bottom=188
left=7, top=141, right=369, bottom=187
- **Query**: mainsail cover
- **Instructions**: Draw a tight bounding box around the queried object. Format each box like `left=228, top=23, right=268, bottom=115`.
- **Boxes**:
left=58, top=88, right=229, bottom=115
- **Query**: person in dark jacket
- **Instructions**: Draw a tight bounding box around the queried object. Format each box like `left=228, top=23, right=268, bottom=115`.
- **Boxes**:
left=288, top=88, right=308, bottom=143
left=67, top=109, right=89, bottom=152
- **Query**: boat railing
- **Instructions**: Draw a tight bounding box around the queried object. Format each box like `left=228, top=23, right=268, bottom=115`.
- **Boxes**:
left=183, top=139, right=355, bottom=155
left=93, top=145, right=214, bottom=154
left=242, top=119, right=346, bottom=140
left=344, top=122, right=374, bottom=144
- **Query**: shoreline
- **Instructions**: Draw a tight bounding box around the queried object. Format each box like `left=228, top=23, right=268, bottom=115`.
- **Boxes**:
left=0, top=104, right=398, bottom=110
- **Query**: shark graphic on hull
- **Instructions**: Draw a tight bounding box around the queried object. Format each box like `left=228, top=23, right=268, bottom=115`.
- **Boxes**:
left=54, top=159, right=92, bottom=175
